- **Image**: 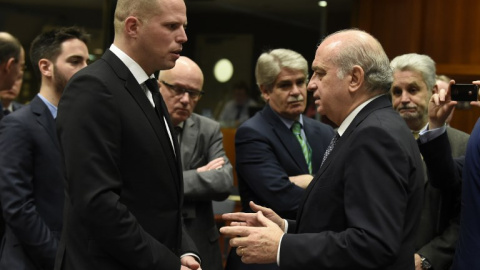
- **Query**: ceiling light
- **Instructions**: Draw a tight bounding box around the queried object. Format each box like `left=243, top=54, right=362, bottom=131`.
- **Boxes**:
left=318, top=1, right=327, bottom=7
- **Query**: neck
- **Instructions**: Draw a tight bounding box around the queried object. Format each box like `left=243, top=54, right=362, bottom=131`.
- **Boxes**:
left=38, top=86, right=61, bottom=107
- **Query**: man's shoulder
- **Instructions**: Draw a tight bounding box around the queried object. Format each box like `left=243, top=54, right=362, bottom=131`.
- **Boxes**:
left=190, top=113, right=220, bottom=128
left=446, top=126, right=470, bottom=157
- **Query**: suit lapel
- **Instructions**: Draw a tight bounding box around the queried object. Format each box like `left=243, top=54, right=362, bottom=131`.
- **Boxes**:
left=296, top=95, right=391, bottom=227
left=180, top=117, right=197, bottom=170
left=102, top=50, right=181, bottom=190
left=262, top=105, right=308, bottom=172
left=31, top=96, right=60, bottom=150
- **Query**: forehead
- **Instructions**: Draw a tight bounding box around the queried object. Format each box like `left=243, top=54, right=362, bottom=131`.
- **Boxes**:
left=57, top=38, right=88, bottom=57
left=392, top=70, right=426, bottom=86
left=274, top=68, right=305, bottom=83
left=312, top=40, right=339, bottom=70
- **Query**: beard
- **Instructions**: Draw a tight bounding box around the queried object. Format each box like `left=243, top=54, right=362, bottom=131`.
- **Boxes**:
left=53, top=66, right=68, bottom=94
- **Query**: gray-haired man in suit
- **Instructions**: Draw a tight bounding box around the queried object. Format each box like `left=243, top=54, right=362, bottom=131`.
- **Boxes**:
left=159, top=56, right=234, bottom=270
left=390, top=53, right=469, bottom=270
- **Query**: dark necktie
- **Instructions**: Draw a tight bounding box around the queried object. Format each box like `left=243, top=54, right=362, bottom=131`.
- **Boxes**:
left=144, top=78, right=163, bottom=117
left=3, top=109, right=10, bottom=116
left=291, top=121, right=312, bottom=174
left=321, top=132, right=340, bottom=167
left=174, top=126, right=182, bottom=143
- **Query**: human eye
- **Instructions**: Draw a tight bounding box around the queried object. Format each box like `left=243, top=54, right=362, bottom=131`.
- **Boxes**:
left=391, top=87, right=402, bottom=96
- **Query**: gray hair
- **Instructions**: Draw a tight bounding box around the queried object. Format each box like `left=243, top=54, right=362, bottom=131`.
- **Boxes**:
left=324, top=29, right=392, bottom=93
left=390, top=53, right=436, bottom=92
left=255, top=48, right=308, bottom=91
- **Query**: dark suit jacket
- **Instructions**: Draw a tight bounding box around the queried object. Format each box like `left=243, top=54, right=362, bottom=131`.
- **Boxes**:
left=0, top=96, right=63, bottom=269
left=180, top=113, right=233, bottom=270
left=236, top=104, right=335, bottom=219
left=281, top=95, right=424, bottom=270
left=54, top=49, right=198, bottom=270
left=415, top=127, right=468, bottom=270
left=419, top=123, right=479, bottom=270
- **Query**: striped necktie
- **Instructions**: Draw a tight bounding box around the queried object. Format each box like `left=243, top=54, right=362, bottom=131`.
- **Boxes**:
left=292, top=121, right=312, bottom=174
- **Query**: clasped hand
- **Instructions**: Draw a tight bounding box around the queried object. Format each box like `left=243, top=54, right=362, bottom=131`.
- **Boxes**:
left=219, top=201, right=285, bottom=264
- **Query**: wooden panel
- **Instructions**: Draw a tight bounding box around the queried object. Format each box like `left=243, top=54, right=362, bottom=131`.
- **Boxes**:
left=355, top=0, right=480, bottom=134
left=221, top=128, right=237, bottom=187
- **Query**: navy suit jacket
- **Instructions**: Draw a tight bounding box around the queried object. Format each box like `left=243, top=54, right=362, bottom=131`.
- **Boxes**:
left=420, top=121, right=480, bottom=270
left=55, top=49, right=198, bottom=270
left=236, top=104, right=334, bottom=219
left=281, top=95, right=424, bottom=270
left=0, top=95, right=63, bottom=269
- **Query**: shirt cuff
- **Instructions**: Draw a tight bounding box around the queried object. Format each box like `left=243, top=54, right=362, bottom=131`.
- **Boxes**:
left=180, top=253, right=201, bottom=264
left=418, top=124, right=446, bottom=144
left=277, top=219, right=288, bottom=266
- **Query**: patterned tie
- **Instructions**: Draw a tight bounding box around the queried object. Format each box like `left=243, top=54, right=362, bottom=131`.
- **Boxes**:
left=292, top=121, right=312, bottom=174
left=321, top=132, right=340, bottom=167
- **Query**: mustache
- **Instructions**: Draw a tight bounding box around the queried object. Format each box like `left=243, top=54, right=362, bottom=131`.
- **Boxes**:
left=287, top=96, right=305, bottom=102
left=398, top=105, right=416, bottom=110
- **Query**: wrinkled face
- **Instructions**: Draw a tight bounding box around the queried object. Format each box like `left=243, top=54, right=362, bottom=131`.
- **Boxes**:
left=307, top=42, right=350, bottom=126
left=390, top=70, right=431, bottom=127
left=159, top=71, right=203, bottom=126
left=51, top=38, right=89, bottom=93
left=0, top=77, right=22, bottom=101
left=137, top=0, right=188, bottom=71
left=262, top=68, right=307, bottom=120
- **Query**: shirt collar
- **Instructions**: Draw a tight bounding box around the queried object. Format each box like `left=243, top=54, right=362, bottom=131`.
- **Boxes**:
left=37, top=93, right=58, bottom=119
left=337, top=95, right=382, bottom=136
left=109, top=44, right=153, bottom=84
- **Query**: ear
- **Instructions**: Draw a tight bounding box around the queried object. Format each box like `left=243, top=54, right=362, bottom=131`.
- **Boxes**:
left=125, top=16, right=141, bottom=38
left=348, top=65, right=364, bottom=93
left=259, top=85, right=270, bottom=102
left=38, top=59, right=53, bottom=78
left=5, top=57, right=16, bottom=73
left=432, top=84, right=439, bottom=94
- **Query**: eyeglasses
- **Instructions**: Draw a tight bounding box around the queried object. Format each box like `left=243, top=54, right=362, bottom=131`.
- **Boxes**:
left=161, top=80, right=204, bottom=100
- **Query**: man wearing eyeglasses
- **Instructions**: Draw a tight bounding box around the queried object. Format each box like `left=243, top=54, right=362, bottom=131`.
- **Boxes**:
left=158, top=56, right=234, bottom=270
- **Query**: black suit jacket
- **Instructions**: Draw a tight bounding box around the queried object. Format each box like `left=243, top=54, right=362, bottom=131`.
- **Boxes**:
left=281, top=95, right=424, bottom=270
left=55, top=50, right=197, bottom=270
left=236, top=104, right=334, bottom=219
left=0, top=96, right=63, bottom=269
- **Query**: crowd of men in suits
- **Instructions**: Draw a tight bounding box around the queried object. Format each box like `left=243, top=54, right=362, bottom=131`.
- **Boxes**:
left=0, top=0, right=479, bottom=269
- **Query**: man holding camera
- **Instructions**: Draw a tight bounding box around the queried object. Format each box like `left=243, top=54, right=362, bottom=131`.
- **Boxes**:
left=390, top=53, right=469, bottom=270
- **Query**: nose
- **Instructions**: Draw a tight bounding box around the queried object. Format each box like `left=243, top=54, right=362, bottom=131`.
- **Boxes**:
left=307, top=79, right=316, bottom=93
left=291, top=84, right=301, bottom=95
left=177, top=26, right=188, bottom=44
left=400, top=91, right=411, bottom=103
left=179, top=91, right=190, bottom=104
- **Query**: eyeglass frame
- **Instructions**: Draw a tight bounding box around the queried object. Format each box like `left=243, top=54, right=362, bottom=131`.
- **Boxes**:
left=160, top=80, right=205, bottom=100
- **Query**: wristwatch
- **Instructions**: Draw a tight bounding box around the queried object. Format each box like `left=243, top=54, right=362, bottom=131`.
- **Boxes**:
left=420, top=255, right=432, bottom=269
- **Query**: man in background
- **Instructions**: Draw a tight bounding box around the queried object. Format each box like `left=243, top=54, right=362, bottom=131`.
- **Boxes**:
left=158, top=56, right=233, bottom=270
left=0, top=77, right=24, bottom=115
left=0, top=26, right=90, bottom=270
left=218, top=81, right=258, bottom=128
left=0, top=32, right=24, bottom=120
left=390, top=53, right=469, bottom=270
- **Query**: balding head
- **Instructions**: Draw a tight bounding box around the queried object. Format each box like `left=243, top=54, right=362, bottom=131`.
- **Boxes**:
left=0, top=32, right=24, bottom=90
left=158, top=56, right=204, bottom=126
